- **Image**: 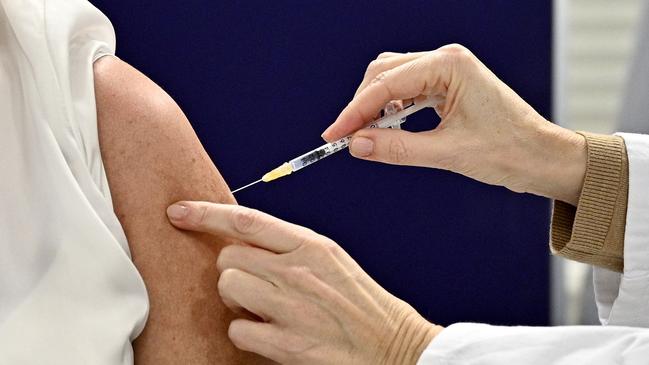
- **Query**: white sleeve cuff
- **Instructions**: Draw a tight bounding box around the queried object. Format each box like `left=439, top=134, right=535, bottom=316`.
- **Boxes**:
left=593, top=133, right=649, bottom=327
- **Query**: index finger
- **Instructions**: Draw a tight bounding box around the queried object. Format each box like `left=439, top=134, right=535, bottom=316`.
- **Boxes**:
left=322, top=52, right=449, bottom=142
left=167, top=201, right=314, bottom=253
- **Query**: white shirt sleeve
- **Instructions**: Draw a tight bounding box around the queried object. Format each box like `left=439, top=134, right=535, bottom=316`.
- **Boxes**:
left=0, top=1, right=148, bottom=364
left=418, top=133, right=649, bottom=364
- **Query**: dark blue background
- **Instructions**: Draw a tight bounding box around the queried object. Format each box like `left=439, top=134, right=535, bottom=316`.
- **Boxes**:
left=92, top=1, right=552, bottom=326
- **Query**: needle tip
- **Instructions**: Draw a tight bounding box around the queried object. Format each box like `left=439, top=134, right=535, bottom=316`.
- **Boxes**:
left=231, top=179, right=262, bottom=194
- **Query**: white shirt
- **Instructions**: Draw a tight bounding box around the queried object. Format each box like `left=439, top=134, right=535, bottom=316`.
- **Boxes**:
left=418, top=133, right=649, bottom=364
left=0, top=1, right=148, bottom=364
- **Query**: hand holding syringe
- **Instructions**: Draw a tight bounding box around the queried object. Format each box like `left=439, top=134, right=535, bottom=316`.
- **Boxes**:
left=232, top=96, right=442, bottom=193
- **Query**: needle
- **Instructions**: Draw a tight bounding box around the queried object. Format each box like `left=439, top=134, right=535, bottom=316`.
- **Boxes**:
left=232, top=179, right=262, bottom=194
left=230, top=97, right=441, bottom=195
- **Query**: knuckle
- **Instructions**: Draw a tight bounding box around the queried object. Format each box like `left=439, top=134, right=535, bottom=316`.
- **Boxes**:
left=281, top=265, right=315, bottom=288
left=319, top=238, right=340, bottom=256
left=300, top=235, right=322, bottom=253
left=441, top=43, right=468, bottom=54
left=285, top=226, right=318, bottom=251
left=377, top=51, right=395, bottom=59
left=231, top=207, right=264, bottom=235
left=194, top=204, right=211, bottom=227
left=294, top=228, right=314, bottom=247
left=311, top=237, right=341, bottom=260
left=291, top=265, right=313, bottom=278
left=441, top=43, right=474, bottom=64
left=293, top=237, right=341, bottom=269
left=364, top=59, right=385, bottom=78
left=370, top=70, right=389, bottom=86
left=388, top=136, right=409, bottom=164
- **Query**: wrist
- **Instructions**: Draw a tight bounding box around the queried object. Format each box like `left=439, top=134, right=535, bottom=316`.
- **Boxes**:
left=383, top=311, right=443, bottom=365
left=517, top=121, right=587, bottom=205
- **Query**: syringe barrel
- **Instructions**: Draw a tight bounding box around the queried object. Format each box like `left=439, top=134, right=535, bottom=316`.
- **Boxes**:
left=288, top=96, right=440, bottom=173
left=290, top=135, right=352, bottom=171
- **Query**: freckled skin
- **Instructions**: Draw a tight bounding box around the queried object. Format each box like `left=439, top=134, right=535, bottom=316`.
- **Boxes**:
left=94, top=56, right=272, bottom=364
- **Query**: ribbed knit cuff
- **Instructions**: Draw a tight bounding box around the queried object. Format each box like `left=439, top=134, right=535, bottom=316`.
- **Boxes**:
left=550, top=132, right=628, bottom=272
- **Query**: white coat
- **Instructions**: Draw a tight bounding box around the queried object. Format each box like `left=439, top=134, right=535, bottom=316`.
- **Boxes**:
left=417, top=133, right=649, bottom=364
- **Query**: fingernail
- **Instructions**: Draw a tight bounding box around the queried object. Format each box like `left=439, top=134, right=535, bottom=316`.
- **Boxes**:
left=321, top=127, right=333, bottom=140
left=350, top=137, right=374, bottom=157
left=167, top=204, right=189, bottom=220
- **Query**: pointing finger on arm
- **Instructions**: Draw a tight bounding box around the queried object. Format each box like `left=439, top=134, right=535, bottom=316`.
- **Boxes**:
left=168, top=201, right=442, bottom=364
left=166, top=201, right=313, bottom=253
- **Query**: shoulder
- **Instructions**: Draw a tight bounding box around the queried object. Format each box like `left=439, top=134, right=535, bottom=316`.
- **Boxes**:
left=93, top=56, right=221, bottom=202
left=93, top=55, right=178, bottom=127
left=93, top=55, right=203, bottom=172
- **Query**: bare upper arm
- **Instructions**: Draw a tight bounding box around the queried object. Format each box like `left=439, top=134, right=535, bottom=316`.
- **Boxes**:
left=93, top=55, right=269, bottom=364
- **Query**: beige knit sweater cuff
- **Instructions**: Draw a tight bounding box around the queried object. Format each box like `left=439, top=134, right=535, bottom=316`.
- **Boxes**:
left=550, top=132, right=629, bottom=272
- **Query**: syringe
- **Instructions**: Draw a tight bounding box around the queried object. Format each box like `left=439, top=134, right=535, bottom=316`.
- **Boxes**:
left=232, top=96, right=441, bottom=193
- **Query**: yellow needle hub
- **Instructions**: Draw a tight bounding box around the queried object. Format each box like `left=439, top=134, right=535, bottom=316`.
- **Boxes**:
left=262, top=162, right=293, bottom=182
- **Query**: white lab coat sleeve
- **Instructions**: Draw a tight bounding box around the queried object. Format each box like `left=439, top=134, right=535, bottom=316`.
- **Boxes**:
left=592, top=133, right=649, bottom=327
left=417, top=323, right=649, bottom=364
left=418, top=132, right=649, bottom=364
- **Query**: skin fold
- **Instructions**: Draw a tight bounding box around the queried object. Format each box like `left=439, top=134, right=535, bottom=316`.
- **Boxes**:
left=94, top=55, right=272, bottom=364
